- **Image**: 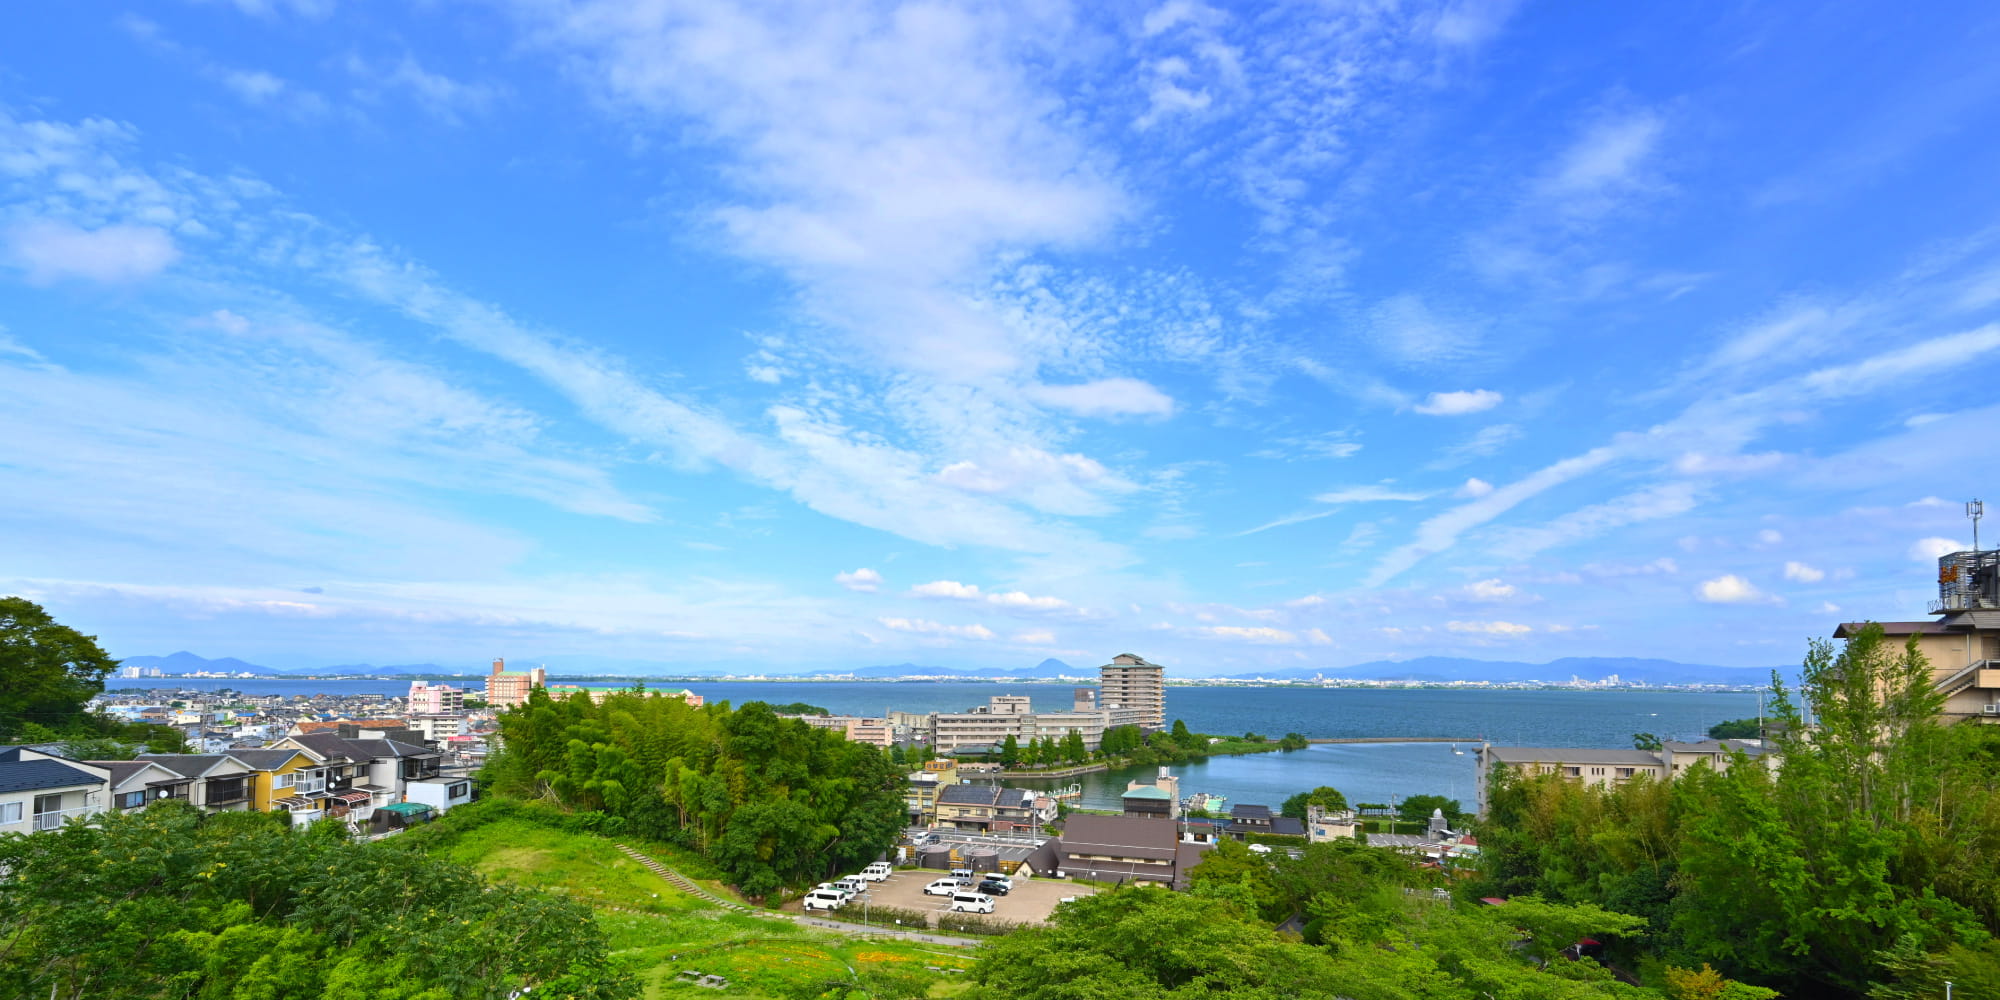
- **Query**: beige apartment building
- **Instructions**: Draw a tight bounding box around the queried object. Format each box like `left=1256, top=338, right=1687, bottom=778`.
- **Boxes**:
left=485, top=658, right=547, bottom=709
left=1099, top=653, right=1166, bottom=730
left=1834, top=547, right=2000, bottom=721
left=1475, top=740, right=1772, bottom=816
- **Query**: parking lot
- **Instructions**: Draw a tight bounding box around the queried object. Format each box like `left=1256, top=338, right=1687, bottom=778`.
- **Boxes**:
left=792, top=868, right=1099, bottom=928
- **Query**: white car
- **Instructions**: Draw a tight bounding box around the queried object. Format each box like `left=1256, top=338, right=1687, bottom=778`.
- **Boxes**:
left=949, top=891, right=995, bottom=914
left=924, top=878, right=961, bottom=896
left=815, top=882, right=855, bottom=900
left=803, top=890, right=846, bottom=911
left=833, top=878, right=867, bottom=896
left=1248, top=843, right=1273, bottom=854
left=859, top=862, right=893, bottom=881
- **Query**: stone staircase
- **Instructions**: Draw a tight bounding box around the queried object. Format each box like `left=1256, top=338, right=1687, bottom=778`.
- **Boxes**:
left=615, top=843, right=756, bottom=913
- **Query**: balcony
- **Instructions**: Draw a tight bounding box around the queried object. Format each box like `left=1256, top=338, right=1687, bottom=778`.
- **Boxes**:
left=32, top=807, right=94, bottom=831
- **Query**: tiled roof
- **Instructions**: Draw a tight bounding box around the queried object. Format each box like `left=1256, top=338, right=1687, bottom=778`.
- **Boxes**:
left=1270, top=816, right=1307, bottom=837
left=1059, top=814, right=1178, bottom=860
left=229, top=749, right=307, bottom=770
left=938, top=784, right=1003, bottom=806
left=0, top=757, right=105, bottom=794
left=137, top=753, right=233, bottom=777
left=293, top=718, right=407, bottom=734
left=1230, top=803, right=1273, bottom=819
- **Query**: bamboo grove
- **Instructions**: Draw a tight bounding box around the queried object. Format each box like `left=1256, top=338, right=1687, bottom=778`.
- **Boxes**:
left=482, top=689, right=908, bottom=898
left=1476, top=624, right=2000, bottom=997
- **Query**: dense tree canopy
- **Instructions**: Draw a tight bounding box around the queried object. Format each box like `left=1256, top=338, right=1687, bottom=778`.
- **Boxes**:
left=483, top=690, right=906, bottom=897
left=1280, top=785, right=1349, bottom=820
left=0, top=596, right=118, bottom=740
left=0, top=801, right=632, bottom=1000
left=1478, top=624, right=2000, bottom=997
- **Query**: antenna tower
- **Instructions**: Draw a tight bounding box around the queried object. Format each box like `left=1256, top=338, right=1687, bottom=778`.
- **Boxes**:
left=1971, top=498, right=1985, bottom=554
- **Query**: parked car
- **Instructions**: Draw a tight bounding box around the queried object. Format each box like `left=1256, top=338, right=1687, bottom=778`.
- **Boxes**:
left=976, top=879, right=1011, bottom=896
left=833, top=877, right=867, bottom=896
left=815, top=882, right=854, bottom=900
left=978, top=873, right=1012, bottom=890
left=949, top=891, right=995, bottom=914
left=860, top=862, right=893, bottom=881
left=924, top=878, right=962, bottom=896
left=948, top=867, right=975, bottom=883
left=1248, top=843, right=1273, bottom=854
left=803, top=890, right=846, bottom=911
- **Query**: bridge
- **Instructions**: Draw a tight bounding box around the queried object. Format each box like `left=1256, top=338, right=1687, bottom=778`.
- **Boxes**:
left=1303, top=737, right=1482, bottom=744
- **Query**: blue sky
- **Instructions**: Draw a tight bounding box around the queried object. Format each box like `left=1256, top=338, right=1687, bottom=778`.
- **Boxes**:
left=4, top=1, right=1999, bottom=677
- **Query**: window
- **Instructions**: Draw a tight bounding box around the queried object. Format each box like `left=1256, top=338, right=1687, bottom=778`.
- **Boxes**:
left=0, top=802, right=19, bottom=824
left=275, top=773, right=295, bottom=788
left=1986, top=636, right=2000, bottom=661
left=117, top=790, right=147, bottom=809
left=1615, top=768, right=1635, bottom=779
left=1562, top=766, right=1581, bottom=777
left=448, top=782, right=469, bottom=799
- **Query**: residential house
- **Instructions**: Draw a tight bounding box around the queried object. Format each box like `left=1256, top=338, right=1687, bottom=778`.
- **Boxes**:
left=270, top=732, right=445, bottom=826
left=0, top=746, right=109, bottom=833
left=936, top=783, right=1038, bottom=832
left=92, top=759, right=191, bottom=813
left=1305, top=805, right=1359, bottom=842
left=904, top=760, right=958, bottom=825
left=1055, top=813, right=1208, bottom=886
left=137, top=753, right=260, bottom=812
left=1225, top=803, right=1276, bottom=839
left=229, top=749, right=322, bottom=824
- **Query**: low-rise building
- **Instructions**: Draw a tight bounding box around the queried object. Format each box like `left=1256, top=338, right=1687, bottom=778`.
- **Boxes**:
left=1475, top=740, right=1773, bottom=815
left=0, top=746, right=109, bottom=833
left=136, top=753, right=259, bottom=812
left=407, top=681, right=464, bottom=714
left=1305, top=804, right=1360, bottom=842
left=904, top=760, right=958, bottom=825
left=936, top=782, right=1040, bottom=832
left=1055, top=813, right=1207, bottom=886
left=92, top=759, right=190, bottom=813
left=485, top=657, right=547, bottom=709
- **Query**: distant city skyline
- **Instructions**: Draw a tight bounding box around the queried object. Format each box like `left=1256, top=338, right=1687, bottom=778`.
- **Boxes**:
left=5, top=3, right=1999, bottom=676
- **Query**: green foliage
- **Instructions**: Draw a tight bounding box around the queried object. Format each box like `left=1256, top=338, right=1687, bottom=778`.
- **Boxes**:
left=0, top=596, right=118, bottom=740
left=1706, top=718, right=1763, bottom=740
left=767, top=702, right=831, bottom=716
left=0, top=800, right=635, bottom=1000
left=1278, top=732, right=1310, bottom=751
left=1395, top=794, right=1465, bottom=827
left=1000, top=733, right=1020, bottom=767
left=1633, top=732, right=1663, bottom=751
left=1281, top=785, right=1349, bottom=820
left=1480, top=624, right=2000, bottom=996
left=483, top=691, right=906, bottom=896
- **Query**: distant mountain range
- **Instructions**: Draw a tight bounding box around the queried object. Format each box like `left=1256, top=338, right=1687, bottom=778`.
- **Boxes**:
left=823, top=658, right=1079, bottom=679
left=1226, top=656, right=1788, bottom=686
left=116, top=652, right=450, bottom=677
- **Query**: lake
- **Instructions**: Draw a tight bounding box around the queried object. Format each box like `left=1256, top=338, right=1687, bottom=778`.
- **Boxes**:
left=124, top=679, right=1756, bottom=810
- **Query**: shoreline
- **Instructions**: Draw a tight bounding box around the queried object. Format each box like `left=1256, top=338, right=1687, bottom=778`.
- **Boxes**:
left=107, top=675, right=1768, bottom=694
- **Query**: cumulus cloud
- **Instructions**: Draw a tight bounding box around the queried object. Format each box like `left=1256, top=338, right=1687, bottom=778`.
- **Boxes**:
left=834, top=567, right=883, bottom=592
left=1284, top=594, right=1326, bottom=608
left=910, top=580, right=983, bottom=599
left=1783, top=561, right=1825, bottom=583
left=1463, top=578, right=1518, bottom=601
left=1696, top=574, right=1766, bottom=604
left=987, top=590, right=1070, bottom=611
left=1457, top=477, right=1493, bottom=498
left=1446, top=620, right=1532, bottom=636
left=877, top=617, right=995, bottom=639
left=1414, top=389, right=1502, bottom=416
left=1910, top=537, right=1965, bottom=562
left=1013, top=629, right=1057, bottom=644
left=1026, top=378, right=1175, bottom=418
left=6, top=220, right=178, bottom=284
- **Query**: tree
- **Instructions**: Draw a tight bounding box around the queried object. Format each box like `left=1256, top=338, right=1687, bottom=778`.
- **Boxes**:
left=1706, top=717, right=1762, bottom=739
left=1281, top=786, right=1348, bottom=820
left=1632, top=732, right=1663, bottom=751
left=1278, top=732, right=1310, bottom=751
left=1000, top=733, right=1020, bottom=767
left=0, top=596, right=118, bottom=740
left=1062, top=728, right=1087, bottom=765
left=1395, top=794, right=1464, bottom=827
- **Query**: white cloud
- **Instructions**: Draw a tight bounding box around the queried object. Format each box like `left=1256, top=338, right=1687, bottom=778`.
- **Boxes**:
left=1193, top=625, right=1298, bottom=644
left=1457, top=477, right=1493, bottom=498
left=1674, top=451, right=1786, bottom=476
left=1446, top=620, right=1532, bottom=636
left=1431, top=0, right=1522, bottom=47
left=1782, top=561, right=1825, bottom=583
left=876, top=617, right=995, bottom=640
left=1013, top=629, right=1057, bottom=645
left=835, top=568, right=883, bottom=593
left=1910, top=537, right=1965, bottom=562
left=348, top=54, right=501, bottom=122
left=1756, top=529, right=1784, bottom=545
left=1284, top=594, right=1326, bottom=608
left=1236, top=508, right=1339, bottom=536
left=6, top=220, right=178, bottom=284
left=1369, top=296, right=1485, bottom=367
left=1313, top=485, right=1431, bottom=503
left=1816, top=601, right=1842, bottom=615
left=1304, top=628, right=1332, bottom=645
left=910, top=580, right=983, bottom=600
left=1414, top=389, right=1503, bottom=416
left=1463, top=578, right=1518, bottom=601
left=1538, top=111, right=1665, bottom=204
left=1906, top=413, right=1947, bottom=428
left=1697, top=575, right=1766, bottom=604
left=987, top=590, right=1070, bottom=612
left=1026, top=378, right=1175, bottom=418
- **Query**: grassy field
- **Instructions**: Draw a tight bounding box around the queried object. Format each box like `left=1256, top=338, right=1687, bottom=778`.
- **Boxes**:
left=422, top=812, right=979, bottom=998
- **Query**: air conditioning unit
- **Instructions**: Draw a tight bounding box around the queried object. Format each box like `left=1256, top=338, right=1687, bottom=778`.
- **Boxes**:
left=1983, top=705, right=2000, bottom=715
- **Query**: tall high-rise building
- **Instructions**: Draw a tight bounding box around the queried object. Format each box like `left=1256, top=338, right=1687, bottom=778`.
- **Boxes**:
left=1098, top=653, right=1165, bottom=730
left=484, top=657, right=546, bottom=710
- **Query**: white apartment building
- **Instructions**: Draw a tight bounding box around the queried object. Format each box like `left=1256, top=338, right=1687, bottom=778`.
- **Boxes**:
left=1099, top=653, right=1166, bottom=730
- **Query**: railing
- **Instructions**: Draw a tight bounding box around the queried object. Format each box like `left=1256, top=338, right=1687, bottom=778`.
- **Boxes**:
left=32, top=807, right=95, bottom=831
left=1935, top=659, right=2000, bottom=698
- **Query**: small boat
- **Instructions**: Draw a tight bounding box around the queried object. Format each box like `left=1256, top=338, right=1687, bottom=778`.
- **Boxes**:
left=1451, top=744, right=1465, bottom=755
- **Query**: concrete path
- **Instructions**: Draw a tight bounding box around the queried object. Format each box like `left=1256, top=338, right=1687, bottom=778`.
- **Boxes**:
left=615, top=844, right=980, bottom=948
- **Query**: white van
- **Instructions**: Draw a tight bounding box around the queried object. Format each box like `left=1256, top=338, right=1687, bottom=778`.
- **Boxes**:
left=803, top=890, right=846, bottom=911
left=860, top=862, right=893, bottom=881
left=949, top=891, right=995, bottom=914
left=833, top=877, right=867, bottom=896
left=948, top=868, right=975, bottom=883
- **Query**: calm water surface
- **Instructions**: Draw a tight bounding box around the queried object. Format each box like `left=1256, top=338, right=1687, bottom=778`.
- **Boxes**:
left=131, top=679, right=1756, bottom=808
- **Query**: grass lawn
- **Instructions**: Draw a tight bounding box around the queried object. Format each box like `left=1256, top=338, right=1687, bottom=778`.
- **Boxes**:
left=429, top=814, right=979, bottom=998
